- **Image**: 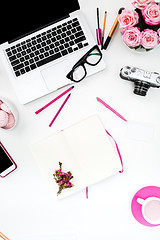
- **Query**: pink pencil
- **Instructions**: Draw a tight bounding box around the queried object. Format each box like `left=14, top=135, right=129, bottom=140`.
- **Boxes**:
left=35, top=86, right=74, bottom=114
left=49, top=93, right=71, bottom=127
left=97, top=97, right=127, bottom=122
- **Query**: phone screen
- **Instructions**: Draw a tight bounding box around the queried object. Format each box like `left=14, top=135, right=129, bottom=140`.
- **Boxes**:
left=0, top=144, right=14, bottom=173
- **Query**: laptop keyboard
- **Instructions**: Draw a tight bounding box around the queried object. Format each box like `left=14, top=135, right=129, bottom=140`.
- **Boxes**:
left=5, top=18, right=89, bottom=77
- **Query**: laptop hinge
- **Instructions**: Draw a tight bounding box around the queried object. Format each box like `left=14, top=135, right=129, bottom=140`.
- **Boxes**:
left=8, top=14, right=70, bottom=44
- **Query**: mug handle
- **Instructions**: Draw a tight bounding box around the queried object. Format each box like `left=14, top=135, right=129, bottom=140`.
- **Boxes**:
left=137, top=198, right=145, bottom=205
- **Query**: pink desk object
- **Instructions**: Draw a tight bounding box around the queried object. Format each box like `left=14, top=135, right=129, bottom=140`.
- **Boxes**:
left=96, top=28, right=102, bottom=45
left=49, top=93, right=71, bottom=127
left=96, top=8, right=102, bottom=45
left=35, top=86, right=74, bottom=114
left=97, top=97, right=127, bottom=122
left=131, top=186, right=160, bottom=227
left=86, top=186, right=88, bottom=199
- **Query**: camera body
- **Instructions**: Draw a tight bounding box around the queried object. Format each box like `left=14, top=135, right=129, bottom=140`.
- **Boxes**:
left=120, top=66, right=160, bottom=96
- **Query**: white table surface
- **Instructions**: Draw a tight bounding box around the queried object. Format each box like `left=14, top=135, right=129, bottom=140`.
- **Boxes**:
left=1, top=0, right=160, bottom=239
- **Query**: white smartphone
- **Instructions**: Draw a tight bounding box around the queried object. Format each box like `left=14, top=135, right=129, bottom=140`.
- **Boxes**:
left=0, top=142, right=17, bottom=177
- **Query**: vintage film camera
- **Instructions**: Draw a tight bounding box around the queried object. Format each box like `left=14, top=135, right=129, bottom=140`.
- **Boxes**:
left=120, top=66, right=160, bottom=96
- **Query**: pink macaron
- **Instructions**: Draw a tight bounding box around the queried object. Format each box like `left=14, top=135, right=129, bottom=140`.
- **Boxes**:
left=0, top=98, right=18, bottom=130
left=3, top=113, right=15, bottom=129
left=1, top=102, right=12, bottom=113
left=0, top=110, right=9, bottom=127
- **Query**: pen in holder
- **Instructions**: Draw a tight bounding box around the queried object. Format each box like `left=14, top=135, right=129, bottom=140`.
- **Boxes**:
left=96, top=8, right=102, bottom=45
left=96, top=28, right=102, bottom=45
left=103, top=8, right=124, bottom=50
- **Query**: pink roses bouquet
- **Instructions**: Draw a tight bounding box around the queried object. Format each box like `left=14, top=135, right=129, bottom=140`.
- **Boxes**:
left=118, top=0, right=160, bottom=51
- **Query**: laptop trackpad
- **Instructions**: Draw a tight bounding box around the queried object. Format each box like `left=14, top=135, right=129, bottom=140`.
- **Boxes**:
left=41, top=59, right=72, bottom=91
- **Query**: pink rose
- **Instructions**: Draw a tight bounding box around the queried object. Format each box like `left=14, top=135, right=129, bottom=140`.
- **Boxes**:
left=142, top=2, right=160, bottom=25
left=118, top=9, right=139, bottom=28
left=132, top=0, right=154, bottom=9
left=121, top=27, right=141, bottom=47
left=141, top=29, right=159, bottom=48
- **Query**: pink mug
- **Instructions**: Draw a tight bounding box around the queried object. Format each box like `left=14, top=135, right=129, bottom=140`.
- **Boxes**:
left=137, top=197, right=160, bottom=225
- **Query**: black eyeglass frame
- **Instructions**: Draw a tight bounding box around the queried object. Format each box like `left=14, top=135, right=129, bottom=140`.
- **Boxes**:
left=66, top=45, right=102, bottom=82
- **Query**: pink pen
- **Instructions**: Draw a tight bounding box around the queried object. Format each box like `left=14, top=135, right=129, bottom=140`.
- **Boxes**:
left=97, top=97, right=127, bottom=122
left=96, top=8, right=102, bottom=45
left=35, top=86, right=74, bottom=114
left=49, top=93, right=71, bottom=127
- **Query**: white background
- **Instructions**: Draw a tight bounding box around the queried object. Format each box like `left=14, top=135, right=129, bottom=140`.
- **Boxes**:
left=1, top=0, right=160, bottom=239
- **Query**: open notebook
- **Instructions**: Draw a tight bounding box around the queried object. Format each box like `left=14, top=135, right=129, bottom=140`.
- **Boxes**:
left=31, top=115, right=123, bottom=199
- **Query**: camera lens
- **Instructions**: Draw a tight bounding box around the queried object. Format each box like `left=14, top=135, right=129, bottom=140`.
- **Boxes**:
left=134, top=81, right=150, bottom=96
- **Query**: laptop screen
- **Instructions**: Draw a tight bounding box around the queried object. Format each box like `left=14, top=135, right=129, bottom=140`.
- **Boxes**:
left=0, top=0, right=80, bottom=44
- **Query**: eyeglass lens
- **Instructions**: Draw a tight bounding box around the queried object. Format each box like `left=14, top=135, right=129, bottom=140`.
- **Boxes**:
left=86, top=48, right=101, bottom=65
left=72, top=48, right=101, bottom=81
left=72, top=65, right=86, bottom=81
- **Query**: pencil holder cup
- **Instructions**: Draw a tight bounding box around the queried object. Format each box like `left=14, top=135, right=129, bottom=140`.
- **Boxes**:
left=0, top=97, right=18, bottom=130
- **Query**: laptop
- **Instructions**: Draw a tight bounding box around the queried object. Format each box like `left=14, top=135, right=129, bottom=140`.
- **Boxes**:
left=0, top=0, right=105, bottom=104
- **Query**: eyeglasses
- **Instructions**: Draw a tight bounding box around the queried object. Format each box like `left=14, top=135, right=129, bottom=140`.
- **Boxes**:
left=66, top=45, right=102, bottom=82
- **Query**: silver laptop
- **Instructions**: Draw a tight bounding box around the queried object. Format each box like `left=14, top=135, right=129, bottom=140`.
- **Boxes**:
left=0, top=1, right=105, bottom=104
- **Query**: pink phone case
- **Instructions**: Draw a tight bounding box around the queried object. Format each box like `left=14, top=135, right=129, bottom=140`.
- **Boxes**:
left=0, top=142, right=17, bottom=178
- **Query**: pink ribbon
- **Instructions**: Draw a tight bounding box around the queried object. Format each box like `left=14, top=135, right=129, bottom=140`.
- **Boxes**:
left=105, top=129, right=124, bottom=173
left=86, top=129, right=124, bottom=198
